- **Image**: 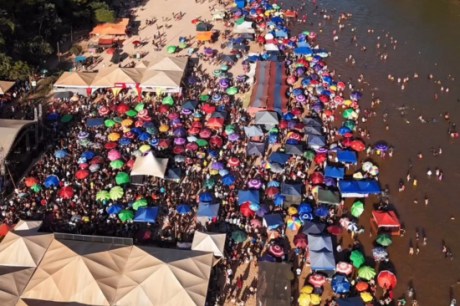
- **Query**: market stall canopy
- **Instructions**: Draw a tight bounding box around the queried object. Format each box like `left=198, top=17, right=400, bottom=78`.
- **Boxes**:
left=257, top=262, right=292, bottom=306
left=146, top=56, right=188, bottom=72
left=247, top=141, right=266, bottom=156
left=131, top=152, right=168, bottom=178
left=233, top=20, right=255, bottom=34
left=244, top=126, right=264, bottom=137
left=307, top=234, right=333, bottom=252
left=0, top=119, right=36, bottom=158
left=0, top=81, right=15, bottom=95
left=192, top=231, right=226, bottom=257
left=140, top=70, right=183, bottom=89
left=324, top=165, right=345, bottom=179
left=196, top=31, right=213, bottom=41
left=134, top=207, right=159, bottom=223
left=197, top=203, right=220, bottom=224
left=91, top=67, right=144, bottom=88
left=372, top=210, right=401, bottom=228
left=238, top=190, right=260, bottom=206
left=338, top=180, right=381, bottom=198
left=309, top=250, right=336, bottom=271
left=337, top=149, right=358, bottom=164
left=317, top=188, right=341, bottom=205
left=53, top=72, right=97, bottom=88
left=90, top=18, right=129, bottom=36
left=255, top=111, right=279, bottom=125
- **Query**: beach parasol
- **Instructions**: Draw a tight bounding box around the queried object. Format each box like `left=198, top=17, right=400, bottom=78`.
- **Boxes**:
left=265, top=187, right=279, bottom=198
left=59, top=186, right=74, bottom=199
left=227, top=157, right=240, bottom=167
left=350, top=250, right=365, bottom=268
left=300, top=285, right=313, bottom=295
left=376, top=233, right=392, bottom=246
left=287, top=217, right=302, bottom=231
left=309, top=273, right=326, bottom=287
left=231, top=230, right=247, bottom=243
left=75, top=169, right=89, bottom=180
left=269, top=244, right=284, bottom=257
left=110, top=160, right=125, bottom=169
left=288, top=206, right=298, bottom=216
left=115, top=172, right=130, bottom=185
left=332, top=275, right=351, bottom=294
left=240, top=202, right=255, bottom=218
left=222, top=174, right=236, bottom=186
left=248, top=179, right=262, bottom=189
left=358, top=266, right=376, bottom=281
left=116, top=104, right=130, bottom=114
left=167, top=45, right=177, bottom=54
left=107, top=204, right=123, bottom=215
left=44, top=175, right=60, bottom=188
left=54, top=150, right=68, bottom=159
left=133, top=198, right=148, bottom=210
left=360, top=292, right=373, bottom=303
left=108, top=149, right=121, bottom=161
left=108, top=133, right=121, bottom=142
left=89, top=163, right=100, bottom=173
left=226, top=86, right=238, bottom=95
left=109, top=186, right=124, bottom=200
left=351, top=200, right=364, bottom=218
left=96, top=190, right=110, bottom=201
left=355, top=281, right=369, bottom=292
left=162, top=96, right=174, bottom=106
left=336, top=262, right=353, bottom=275
left=377, top=270, right=397, bottom=289
left=118, top=209, right=134, bottom=222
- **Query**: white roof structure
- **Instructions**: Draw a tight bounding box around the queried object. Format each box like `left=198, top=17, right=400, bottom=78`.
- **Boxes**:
left=191, top=231, right=226, bottom=257
left=146, top=56, right=188, bottom=72
left=140, top=70, right=183, bottom=90
left=53, top=72, right=96, bottom=88
left=0, top=221, right=214, bottom=306
left=0, top=119, right=36, bottom=158
left=91, top=67, right=145, bottom=88
left=131, top=152, right=169, bottom=178
left=0, top=81, right=15, bottom=95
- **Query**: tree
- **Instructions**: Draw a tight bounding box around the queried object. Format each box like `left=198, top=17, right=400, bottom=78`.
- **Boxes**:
left=90, top=2, right=116, bottom=23
left=0, top=53, right=30, bottom=81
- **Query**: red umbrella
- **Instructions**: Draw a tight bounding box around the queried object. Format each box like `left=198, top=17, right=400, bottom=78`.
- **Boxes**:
left=173, top=146, right=185, bottom=154
left=199, top=128, right=212, bottom=139
left=287, top=132, right=302, bottom=141
left=292, top=107, right=303, bottom=116
left=355, top=281, right=369, bottom=292
left=158, top=139, right=170, bottom=149
left=210, top=136, right=223, bottom=147
left=279, top=120, right=288, bottom=129
left=343, top=132, right=354, bottom=138
left=309, top=273, right=326, bottom=287
left=319, top=95, right=330, bottom=103
left=293, top=233, right=308, bottom=249
left=192, top=121, right=203, bottom=128
left=341, top=137, right=352, bottom=147
left=106, top=48, right=115, bottom=55
left=269, top=244, right=284, bottom=257
left=186, top=142, right=198, bottom=151
left=75, top=169, right=90, bottom=180
left=351, top=140, right=366, bottom=152
left=159, top=105, right=170, bottom=113
left=377, top=270, right=397, bottom=289
left=105, top=142, right=118, bottom=150
left=336, top=262, right=353, bottom=275
left=293, top=122, right=305, bottom=131
left=314, top=153, right=327, bottom=164
left=0, top=224, right=10, bottom=237
left=240, top=202, right=255, bottom=217
left=79, top=163, right=89, bottom=170
left=310, top=172, right=324, bottom=185
left=25, top=177, right=38, bottom=187
left=202, top=104, right=216, bottom=114
left=228, top=157, right=240, bottom=167
left=327, top=225, right=343, bottom=236
left=265, top=187, right=279, bottom=198
left=90, top=156, right=104, bottom=165
left=188, top=127, right=201, bottom=135
left=168, top=112, right=180, bottom=120
left=98, top=106, right=110, bottom=116
left=126, top=159, right=135, bottom=168
left=257, top=35, right=266, bottom=44
left=117, top=103, right=130, bottom=114
left=59, top=186, right=74, bottom=199
left=132, top=40, right=141, bottom=45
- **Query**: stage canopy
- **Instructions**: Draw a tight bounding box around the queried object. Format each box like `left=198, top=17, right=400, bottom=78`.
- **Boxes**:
left=131, top=152, right=168, bottom=178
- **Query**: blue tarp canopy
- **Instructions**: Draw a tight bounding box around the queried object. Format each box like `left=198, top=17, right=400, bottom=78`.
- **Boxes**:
left=86, top=118, right=104, bottom=127
left=337, top=297, right=365, bottom=306
left=294, top=47, right=312, bottom=56
left=324, top=165, right=345, bottom=179
left=297, top=41, right=311, bottom=48
left=235, top=0, right=246, bottom=8
left=247, top=141, right=266, bottom=156
left=238, top=190, right=260, bottom=205
left=285, top=144, right=304, bottom=155
left=75, top=55, right=87, bottom=63
left=305, top=125, right=323, bottom=136
left=274, top=29, right=288, bottom=38
left=197, top=202, right=220, bottom=218
left=263, top=214, right=284, bottom=230
left=337, top=150, right=358, bottom=164
left=302, top=221, right=326, bottom=235
left=307, top=234, right=333, bottom=252
left=304, top=117, right=323, bottom=128
left=269, top=152, right=290, bottom=164
left=134, top=207, right=159, bottom=223
left=309, top=250, right=336, bottom=271
left=307, top=134, right=326, bottom=149
left=338, top=180, right=381, bottom=197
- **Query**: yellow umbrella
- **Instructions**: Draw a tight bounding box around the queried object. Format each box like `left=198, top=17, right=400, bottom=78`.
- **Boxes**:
left=122, top=119, right=133, bottom=127
left=210, top=169, right=219, bottom=176
left=310, top=294, right=321, bottom=305
left=108, top=133, right=121, bottom=141
left=159, top=124, right=169, bottom=132
left=343, top=99, right=353, bottom=107
left=330, top=85, right=337, bottom=91
left=300, top=285, right=313, bottom=294
left=82, top=216, right=90, bottom=223
left=139, top=144, right=151, bottom=153
left=306, top=56, right=313, bottom=61
left=298, top=293, right=311, bottom=306
left=360, top=292, right=373, bottom=303
left=288, top=206, right=298, bottom=216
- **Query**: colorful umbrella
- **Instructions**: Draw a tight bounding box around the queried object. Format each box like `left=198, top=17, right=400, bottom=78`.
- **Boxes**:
left=350, top=250, right=365, bottom=268
left=358, top=266, right=376, bottom=281
left=355, top=281, right=369, bottom=292
left=44, top=175, right=60, bottom=188
left=75, top=169, right=89, bottom=180
left=133, top=198, right=148, bottom=210
left=25, top=177, right=38, bottom=187
left=162, top=96, right=174, bottom=106
left=31, top=184, right=42, bottom=193
left=118, top=209, right=134, bottom=222
left=108, top=149, right=121, bottom=161
left=309, top=273, right=326, bottom=287
left=115, top=172, right=130, bottom=185
left=377, top=270, right=397, bottom=289
left=96, top=190, right=110, bottom=201
left=376, top=233, right=392, bottom=246
left=336, top=262, right=353, bottom=275
left=110, top=160, right=125, bottom=169
left=108, top=133, right=121, bottom=142
left=351, top=200, right=364, bottom=218
left=59, top=186, right=74, bottom=199
left=231, top=230, right=247, bottom=243
left=360, top=292, right=373, bottom=303
left=269, top=244, right=284, bottom=257
left=287, top=217, right=302, bottom=231
left=109, top=186, right=124, bottom=200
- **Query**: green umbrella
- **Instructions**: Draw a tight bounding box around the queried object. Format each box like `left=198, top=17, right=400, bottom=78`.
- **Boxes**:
left=204, top=178, right=216, bottom=189
left=118, top=209, right=134, bottom=222
left=115, top=172, right=130, bottom=185
left=179, top=42, right=187, bottom=49
left=134, top=103, right=145, bottom=112
left=376, top=234, right=392, bottom=246
left=226, top=87, right=238, bottom=95
left=199, top=94, right=210, bottom=102
left=126, top=109, right=138, bottom=117
left=231, top=230, right=247, bottom=243
left=350, top=250, right=365, bottom=268
left=220, top=65, right=229, bottom=71
left=213, top=70, right=222, bottom=77
left=225, top=124, right=235, bottom=134
left=196, top=139, right=208, bottom=147
left=96, top=190, right=110, bottom=201
left=167, top=45, right=177, bottom=54
left=146, top=127, right=158, bottom=135
left=358, top=266, right=376, bottom=281
left=162, top=96, right=174, bottom=106
left=351, top=201, right=364, bottom=218
left=31, top=184, right=42, bottom=193
left=110, top=160, right=125, bottom=169
left=133, top=198, right=148, bottom=210
left=235, top=17, right=245, bottom=25
left=343, top=120, right=356, bottom=131
left=343, top=108, right=357, bottom=119
left=105, top=119, right=116, bottom=128
left=113, top=117, right=123, bottom=123
left=60, top=114, right=73, bottom=123
left=109, top=186, right=124, bottom=200
left=304, top=150, right=315, bottom=161
left=269, top=127, right=279, bottom=133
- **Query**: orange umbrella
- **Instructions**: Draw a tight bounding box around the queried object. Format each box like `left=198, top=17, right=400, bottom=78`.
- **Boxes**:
left=25, top=177, right=38, bottom=187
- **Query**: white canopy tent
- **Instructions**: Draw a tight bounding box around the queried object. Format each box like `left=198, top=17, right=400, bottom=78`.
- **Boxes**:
left=130, top=152, right=168, bottom=178
left=191, top=231, right=226, bottom=257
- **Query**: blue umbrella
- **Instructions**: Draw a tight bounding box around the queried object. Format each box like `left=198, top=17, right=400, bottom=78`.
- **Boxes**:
left=222, top=174, right=236, bottom=186
left=149, top=138, right=159, bottom=146
left=81, top=151, right=95, bottom=161
left=177, top=204, right=192, bottom=215
left=350, top=91, right=363, bottom=101
left=332, top=275, right=351, bottom=294
left=315, top=206, right=329, bottom=218
left=338, top=126, right=352, bottom=135
left=286, top=139, right=300, bottom=145
left=119, top=138, right=132, bottom=146
left=300, top=213, right=314, bottom=221
left=173, top=128, right=187, bottom=138
left=44, top=175, right=60, bottom=188
left=54, top=150, right=68, bottom=159
left=212, top=162, right=224, bottom=170
left=283, top=112, right=295, bottom=121
left=219, top=169, right=229, bottom=176
left=267, top=180, right=280, bottom=187
left=292, top=88, right=304, bottom=96
left=130, top=127, right=142, bottom=135
left=138, top=132, right=150, bottom=142
left=274, top=194, right=285, bottom=207
left=299, top=202, right=313, bottom=214
left=256, top=204, right=269, bottom=217
left=374, top=143, right=389, bottom=152
left=107, top=204, right=123, bottom=215
left=143, top=121, right=154, bottom=128
left=208, top=149, right=219, bottom=158
left=199, top=192, right=214, bottom=202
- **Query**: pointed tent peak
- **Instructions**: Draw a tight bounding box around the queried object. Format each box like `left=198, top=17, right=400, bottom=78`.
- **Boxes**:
left=0, top=231, right=53, bottom=267
left=130, top=152, right=169, bottom=178
left=140, top=70, right=183, bottom=88
left=0, top=80, right=15, bottom=95
left=0, top=266, right=35, bottom=305
left=191, top=231, right=226, bottom=257
left=91, top=67, right=145, bottom=87
left=147, top=56, right=188, bottom=72
left=54, top=72, right=96, bottom=88
left=14, top=220, right=43, bottom=232
left=135, top=60, right=150, bottom=68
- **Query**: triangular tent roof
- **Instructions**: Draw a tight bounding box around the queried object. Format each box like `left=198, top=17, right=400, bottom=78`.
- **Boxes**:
left=54, top=72, right=96, bottom=88
left=307, top=234, right=333, bottom=252
left=246, top=141, right=265, bottom=156
left=0, top=81, right=15, bottom=95
left=317, top=188, right=341, bottom=205
left=244, top=126, right=264, bottom=137
left=91, top=67, right=144, bottom=88
left=135, top=60, right=150, bottom=68
left=191, top=231, right=226, bottom=257
left=309, top=250, right=336, bottom=271
left=0, top=266, right=36, bottom=306
left=147, top=56, right=188, bottom=72
left=14, top=221, right=43, bottom=231
left=372, top=210, right=400, bottom=228
left=131, top=152, right=168, bottom=178
left=255, top=111, right=279, bottom=125
left=140, top=70, right=183, bottom=88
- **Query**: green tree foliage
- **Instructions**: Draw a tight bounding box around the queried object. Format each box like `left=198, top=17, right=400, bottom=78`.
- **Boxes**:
left=0, top=0, right=118, bottom=80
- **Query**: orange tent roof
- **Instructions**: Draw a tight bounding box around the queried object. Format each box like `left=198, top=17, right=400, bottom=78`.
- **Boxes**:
left=90, top=18, right=129, bottom=36
left=372, top=210, right=400, bottom=228
left=196, top=31, right=213, bottom=42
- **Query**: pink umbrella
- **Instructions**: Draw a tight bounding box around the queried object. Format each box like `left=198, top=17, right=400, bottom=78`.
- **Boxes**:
left=108, top=149, right=121, bottom=161
left=248, top=179, right=262, bottom=189
left=174, top=138, right=186, bottom=145
left=137, top=109, right=148, bottom=118
left=228, top=157, right=240, bottom=167
left=336, top=262, right=353, bottom=275
left=98, top=106, right=110, bottom=116
left=186, top=142, right=198, bottom=151
left=210, top=135, right=223, bottom=147
left=269, top=244, right=284, bottom=258
left=79, top=163, right=89, bottom=170
left=173, top=146, right=185, bottom=154
left=309, top=273, right=326, bottom=287
left=199, top=128, right=212, bottom=139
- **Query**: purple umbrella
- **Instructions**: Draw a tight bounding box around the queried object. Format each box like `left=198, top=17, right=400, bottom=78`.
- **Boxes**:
left=212, top=93, right=222, bottom=102
left=181, top=108, right=192, bottom=115
left=236, top=75, right=247, bottom=82
left=78, top=131, right=89, bottom=139
left=212, top=161, right=224, bottom=170
left=324, top=177, right=336, bottom=187
left=296, top=94, right=306, bottom=103
left=174, top=138, right=186, bottom=145
left=222, top=95, right=230, bottom=103
left=316, top=147, right=328, bottom=154
left=228, top=133, right=240, bottom=142
left=256, top=204, right=269, bottom=217
left=219, top=78, right=230, bottom=89
left=173, top=128, right=186, bottom=137
left=248, top=179, right=262, bottom=189
left=296, top=66, right=305, bottom=76
left=312, top=102, right=324, bottom=113
left=204, top=48, right=214, bottom=56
